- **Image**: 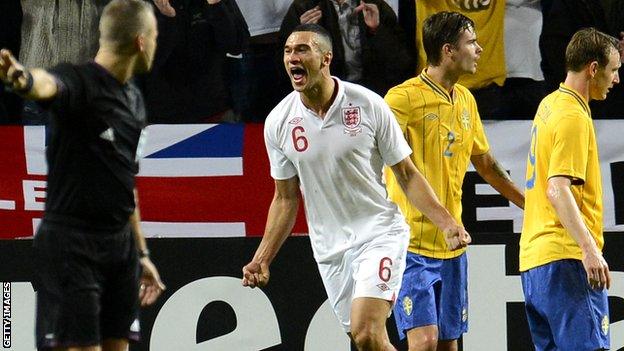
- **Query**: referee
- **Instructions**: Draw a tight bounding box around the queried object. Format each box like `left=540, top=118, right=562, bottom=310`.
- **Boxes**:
left=0, top=1, right=165, bottom=350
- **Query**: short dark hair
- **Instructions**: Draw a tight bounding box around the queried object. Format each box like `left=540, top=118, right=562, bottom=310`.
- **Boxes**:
left=565, top=27, right=619, bottom=72
left=422, top=12, right=475, bottom=66
left=100, top=0, right=155, bottom=53
left=291, top=23, right=333, bottom=52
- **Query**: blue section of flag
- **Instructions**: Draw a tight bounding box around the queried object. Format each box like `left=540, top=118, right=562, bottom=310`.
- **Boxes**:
left=147, top=124, right=245, bottom=158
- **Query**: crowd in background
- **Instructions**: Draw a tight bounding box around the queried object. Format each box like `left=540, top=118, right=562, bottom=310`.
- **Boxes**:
left=0, top=0, right=623, bottom=125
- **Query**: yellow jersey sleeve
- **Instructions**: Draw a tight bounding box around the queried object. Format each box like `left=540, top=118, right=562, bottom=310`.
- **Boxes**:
left=471, top=112, right=490, bottom=155
left=548, top=115, right=589, bottom=183
left=385, top=84, right=420, bottom=133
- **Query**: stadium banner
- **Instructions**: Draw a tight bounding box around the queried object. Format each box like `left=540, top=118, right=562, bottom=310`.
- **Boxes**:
left=0, top=120, right=623, bottom=239
left=0, top=235, right=623, bottom=351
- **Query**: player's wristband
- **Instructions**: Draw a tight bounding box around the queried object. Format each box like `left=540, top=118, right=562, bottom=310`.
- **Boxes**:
left=138, top=248, right=150, bottom=258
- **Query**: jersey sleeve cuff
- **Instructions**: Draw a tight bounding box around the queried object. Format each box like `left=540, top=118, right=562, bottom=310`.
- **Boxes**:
left=384, top=144, right=412, bottom=167
left=547, top=170, right=585, bottom=184
left=271, top=167, right=297, bottom=180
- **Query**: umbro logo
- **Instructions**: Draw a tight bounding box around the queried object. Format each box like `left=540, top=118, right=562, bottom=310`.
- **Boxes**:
left=376, top=283, right=390, bottom=291
left=289, top=117, right=303, bottom=125
left=99, top=128, right=115, bottom=142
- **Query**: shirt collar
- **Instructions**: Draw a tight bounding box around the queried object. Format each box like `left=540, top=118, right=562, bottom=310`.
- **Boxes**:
left=558, top=83, right=591, bottom=117
left=419, top=69, right=452, bottom=103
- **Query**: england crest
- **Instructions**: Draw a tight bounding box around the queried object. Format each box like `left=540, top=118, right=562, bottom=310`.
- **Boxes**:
left=342, top=106, right=362, bottom=136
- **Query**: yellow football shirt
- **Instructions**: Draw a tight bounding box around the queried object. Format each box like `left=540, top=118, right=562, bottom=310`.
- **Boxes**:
left=385, top=70, right=489, bottom=259
left=415, top=1, right=506, bottom=89
left=520, top=84, right=604, bottom=272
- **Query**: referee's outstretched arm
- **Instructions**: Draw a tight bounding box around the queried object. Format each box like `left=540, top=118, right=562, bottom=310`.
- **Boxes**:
left=0, top=49, right=58, bottom=100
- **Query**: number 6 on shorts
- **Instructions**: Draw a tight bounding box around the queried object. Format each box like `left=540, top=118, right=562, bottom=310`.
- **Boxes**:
left=378, top=257, right=393, bottom=282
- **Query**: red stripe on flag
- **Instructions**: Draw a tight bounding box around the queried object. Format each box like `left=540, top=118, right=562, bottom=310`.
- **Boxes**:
left=136, top=124, right=308, bottom=237
left=0, top=126, right=44, bottom=238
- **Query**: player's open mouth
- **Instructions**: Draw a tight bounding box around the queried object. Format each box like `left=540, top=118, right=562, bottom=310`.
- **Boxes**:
left=290, top=67, right=307, bottom=83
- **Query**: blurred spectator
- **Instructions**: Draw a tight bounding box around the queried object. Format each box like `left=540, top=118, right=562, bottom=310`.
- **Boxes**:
left=236, top=0, right=293, bottom=37
left=602, top=0, right=624, bottom=118
left=415, top=1, right=506, bottom=118
left=143, top=0, right=249, bottom=124
left=605, top=0, right=624, bottom=40
left=20, top=0, right=107, bottom=68
left=500, top=0, right=546, bottom=119
left=540, top=0, right=553, bottom=16
left=279, top=0, right=415, bottom=97
left=0, top=0, right=22, bottom=124
left=540, top=0, right=624, bottom=118
left=539, top=0, right=608, bottom=91
left=0, top=1, right=21, bottom=62
left=19, top=0, right=109, bottom=125
left=228, top=0, right=291, bottom=122
left=397, top=0, right=416, bottom=58
left=385, top=0, right=398, bottom=14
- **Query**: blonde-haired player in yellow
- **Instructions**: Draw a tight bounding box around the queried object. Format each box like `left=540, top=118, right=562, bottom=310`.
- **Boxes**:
left=520, top=28, right=620, bottom=351
left=385, top=12, right=524, bottom=351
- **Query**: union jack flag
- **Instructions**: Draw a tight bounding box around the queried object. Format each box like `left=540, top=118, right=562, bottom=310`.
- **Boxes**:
left=0, top=124, right=308, bottom=239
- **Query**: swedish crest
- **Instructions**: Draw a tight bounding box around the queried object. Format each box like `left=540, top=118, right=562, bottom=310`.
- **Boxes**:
left=602, top=315, right=609, bottom=335
left=461, top=108, right=471, bottom=130
left=402, top=296, right=413, bottom=316
left=342, top=106, right=362, bottom=136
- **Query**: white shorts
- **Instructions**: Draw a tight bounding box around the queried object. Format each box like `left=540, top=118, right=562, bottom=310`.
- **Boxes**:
left=317, top=230, right=410, bottom=332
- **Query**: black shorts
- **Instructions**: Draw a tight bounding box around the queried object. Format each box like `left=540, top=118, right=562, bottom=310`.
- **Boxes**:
left=33, top=220, right=141, bottom=350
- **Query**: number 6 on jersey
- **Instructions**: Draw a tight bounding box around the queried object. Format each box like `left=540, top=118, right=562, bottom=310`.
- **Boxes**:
left=291, top=126, right=308, bottom=152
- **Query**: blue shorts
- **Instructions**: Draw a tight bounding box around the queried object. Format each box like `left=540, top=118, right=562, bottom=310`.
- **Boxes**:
left=393, top=252, right=468, bottom=340
left=521, top=259, right=610, bottom=351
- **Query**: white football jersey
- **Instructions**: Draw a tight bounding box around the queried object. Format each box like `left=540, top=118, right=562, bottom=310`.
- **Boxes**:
left=265, top=78, right=411, bottom=263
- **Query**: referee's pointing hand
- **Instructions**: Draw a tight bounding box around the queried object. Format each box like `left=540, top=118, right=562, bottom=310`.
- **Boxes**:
left=0, top=49, right=29, bottom=92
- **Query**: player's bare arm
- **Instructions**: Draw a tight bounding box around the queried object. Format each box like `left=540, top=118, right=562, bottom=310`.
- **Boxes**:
left=130, top=189, right=166, bottom=306
left=242, top=176, right=300, bottom=288
left=546, top=176, right=610, bottom=290
left=471, top=152, right=525, bottom=209
left=0, top=49, right=58, bottom=100
left=390, top=157, right=471, bottom=250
